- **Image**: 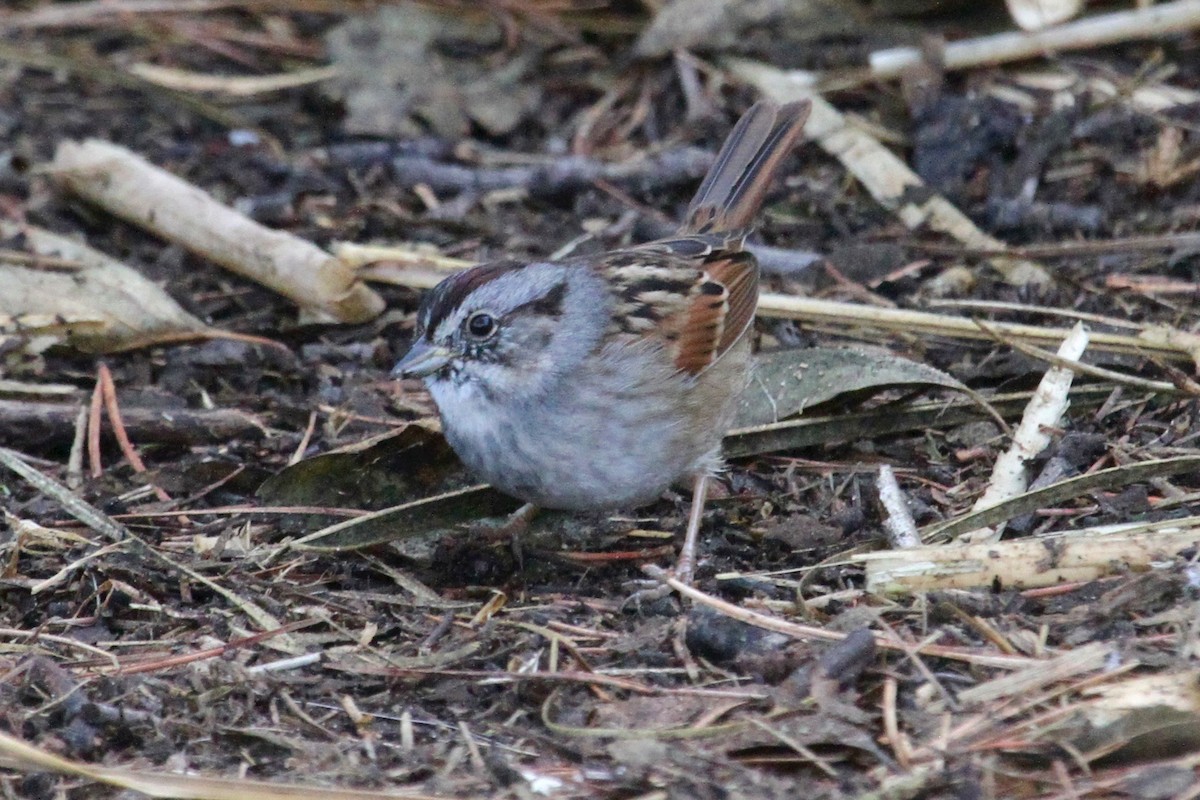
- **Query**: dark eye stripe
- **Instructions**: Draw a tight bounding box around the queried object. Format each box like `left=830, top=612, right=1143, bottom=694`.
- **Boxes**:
left=508, top=281, right=566, bottom=320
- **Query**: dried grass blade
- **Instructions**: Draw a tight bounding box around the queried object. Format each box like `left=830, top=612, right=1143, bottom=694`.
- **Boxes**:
left=922, top=456, right=1200, bottom=541
left=0, top=730, right=442, bottom=799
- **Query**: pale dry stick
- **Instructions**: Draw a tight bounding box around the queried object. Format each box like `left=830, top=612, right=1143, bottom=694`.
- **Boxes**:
left=878, top=464, right=920, bottom=549
left=957, top=613, right=1020, bottom=656
left=929, top=299, right=1142, bottom=331
left=868, top=0, right=1200, bottom=81
left=1108, top=274, right=1200, bottom=294
left=727, top=59, right=1050, bottom=287
left=400, top=710, right=416, bottom=751
left=960, top=322, right=1089, bottom=544
left=0, top=627, right=119, bottom=670
left=86, top=377, right=104, bottom=479
left=336, top=242, right=485, bottom=276
left=923, top=229, right=1200, bottom=261
left=290, top=411, right=318, bottom=466
left=29, top=542, right=128, bottom=596
left=245, top=652, right=322, bottom=674
left=0, top=248, right=85, bottom=271
left=49, top=140, right=384, bottom=324
left=0, top=0, right=242, bottom=29
left=881, top=677, right=911, bottom=770
left=690, top=698, right=749, bottom=730
left=127, top=63, right=338, bottom=96
left=761, top=294, right=1199, bottom=363
left=949, top=642, right=1113, bottom=710
left=0, top=380, right=79, bottom=396
left=66, top=405, right=87, bottom=490
left=339, top=695, right=371, bottom=754
left=470, top=591, right=507, bottom=628
left=348, top=246, right=1199, bottom=363
left=457, top=721, right=485, bottom=772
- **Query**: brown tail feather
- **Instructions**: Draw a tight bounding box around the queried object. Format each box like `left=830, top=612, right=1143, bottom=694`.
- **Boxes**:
left=682, top=100, right=811, bottom=236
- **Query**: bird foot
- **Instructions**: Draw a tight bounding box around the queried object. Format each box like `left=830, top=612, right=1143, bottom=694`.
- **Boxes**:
left=465, top=502, right=539, bottom=571
left=621, top=563, right=692, bottom=613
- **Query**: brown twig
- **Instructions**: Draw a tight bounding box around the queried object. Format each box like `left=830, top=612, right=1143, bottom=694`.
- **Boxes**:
left=640, top=565, right=1033, bottom=669
left=96, top=364, right=171, bottom=503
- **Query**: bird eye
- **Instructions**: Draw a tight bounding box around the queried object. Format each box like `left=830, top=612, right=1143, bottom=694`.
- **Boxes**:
left=465, top=311, right=498, bottom=339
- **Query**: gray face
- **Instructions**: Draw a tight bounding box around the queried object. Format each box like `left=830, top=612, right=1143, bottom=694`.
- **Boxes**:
left=393, top=261, right=611, bottom=405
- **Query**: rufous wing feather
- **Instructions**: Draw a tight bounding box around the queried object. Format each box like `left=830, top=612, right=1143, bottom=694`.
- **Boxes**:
left=600, top=101, right=809, bottom=377
left=669, top=250, right=757, bottom=375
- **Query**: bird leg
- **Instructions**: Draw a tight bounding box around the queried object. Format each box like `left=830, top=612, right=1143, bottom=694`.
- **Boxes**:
left=674, top=474, right=709, bottom=586
left=466, top=502, right=539, bottom=571
left=622, top=474, right=709, bottom=610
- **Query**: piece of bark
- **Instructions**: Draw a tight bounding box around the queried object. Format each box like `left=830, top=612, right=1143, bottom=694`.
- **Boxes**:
left=856, top=520, right=1200, bottom=594
left=0, top=399, right=266, bottom=448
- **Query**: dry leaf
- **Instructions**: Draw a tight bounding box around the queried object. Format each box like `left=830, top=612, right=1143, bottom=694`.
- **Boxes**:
left=0, top=222, right=209, bottom=353
left=260, top=424, right=518, bottom=553
left=324, top=5, right=543, bottom=138
left=736, top=346, right=971, bottom=427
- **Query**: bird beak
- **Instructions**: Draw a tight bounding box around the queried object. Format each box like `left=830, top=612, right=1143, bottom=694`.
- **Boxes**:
left=392, top=340, right=453, bottom=379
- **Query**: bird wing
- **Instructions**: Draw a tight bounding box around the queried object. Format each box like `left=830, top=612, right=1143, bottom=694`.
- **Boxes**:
left=597, top=236, right=757, bottom=377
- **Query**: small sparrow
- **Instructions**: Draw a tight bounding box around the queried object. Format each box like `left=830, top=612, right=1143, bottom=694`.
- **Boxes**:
left=394, top=100, right=811, bottom=585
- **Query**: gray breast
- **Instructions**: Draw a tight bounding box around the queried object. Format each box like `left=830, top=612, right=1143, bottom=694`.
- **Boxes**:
left=439, top=336, right=747, bottom=511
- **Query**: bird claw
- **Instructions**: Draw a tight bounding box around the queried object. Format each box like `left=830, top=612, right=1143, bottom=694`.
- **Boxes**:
left=620, top=580, right=677, bottom=613
left=621, top=564, right=687, bottom=613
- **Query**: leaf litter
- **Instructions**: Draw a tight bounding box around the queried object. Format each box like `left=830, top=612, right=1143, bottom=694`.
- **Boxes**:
left=1, top=2, right=1200, bottom=799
